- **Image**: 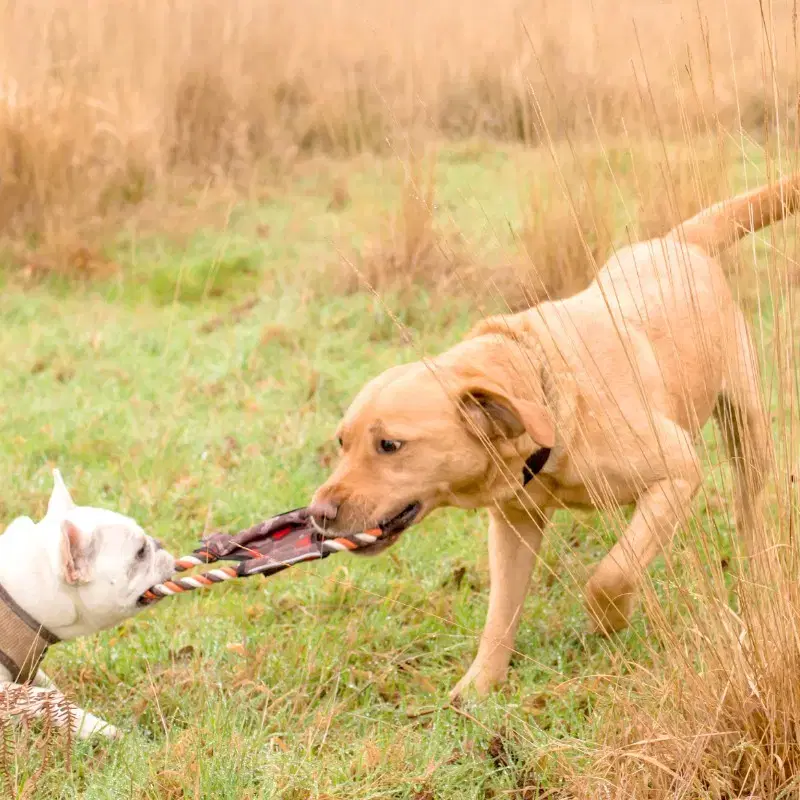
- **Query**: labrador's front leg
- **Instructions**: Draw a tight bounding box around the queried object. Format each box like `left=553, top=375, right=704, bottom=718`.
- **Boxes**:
left=585, top=422, right=701, bottom=634
left=451, top=503, right=550, bottom=700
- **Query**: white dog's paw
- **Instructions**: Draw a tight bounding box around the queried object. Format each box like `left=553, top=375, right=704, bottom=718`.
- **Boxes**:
left=74, top=711, right=121, bottom=741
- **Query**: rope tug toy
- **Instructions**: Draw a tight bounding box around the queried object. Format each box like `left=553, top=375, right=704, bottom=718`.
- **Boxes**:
left=140, top=508, right=382, bottom=605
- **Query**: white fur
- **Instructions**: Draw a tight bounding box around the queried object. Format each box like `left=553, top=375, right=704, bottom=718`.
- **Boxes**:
left=0, top=470, right=175, bottom=739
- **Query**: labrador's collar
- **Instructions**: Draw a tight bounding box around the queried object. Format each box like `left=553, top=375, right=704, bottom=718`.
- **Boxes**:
left=522, top=347, right=554, bottom=485
left=522, top=447, right=552, bottom=484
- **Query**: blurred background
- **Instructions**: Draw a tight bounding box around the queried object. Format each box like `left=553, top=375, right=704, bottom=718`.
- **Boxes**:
left=0, top=0, right=795, bottom=257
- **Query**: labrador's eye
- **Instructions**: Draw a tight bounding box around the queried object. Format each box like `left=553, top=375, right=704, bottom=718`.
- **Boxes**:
left=136, top=543, right=147, bottom=561
left=377, top=439, right=403, bottom=454
left=338, top=436, right=344, bottom=448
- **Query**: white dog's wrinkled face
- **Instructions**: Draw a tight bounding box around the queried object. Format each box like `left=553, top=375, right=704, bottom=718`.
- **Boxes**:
left=47, top=472, right=175, bottom=636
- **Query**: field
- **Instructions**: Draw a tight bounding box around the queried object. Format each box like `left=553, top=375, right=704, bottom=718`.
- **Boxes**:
left=2, top=0, right=800, bottom=798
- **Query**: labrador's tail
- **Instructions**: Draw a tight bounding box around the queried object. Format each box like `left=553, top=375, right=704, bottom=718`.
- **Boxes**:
left=671, top=173, right=800, bottom=252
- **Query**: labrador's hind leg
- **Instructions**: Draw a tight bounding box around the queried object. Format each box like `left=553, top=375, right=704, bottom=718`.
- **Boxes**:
left=712, top=314, right=771, bottom=556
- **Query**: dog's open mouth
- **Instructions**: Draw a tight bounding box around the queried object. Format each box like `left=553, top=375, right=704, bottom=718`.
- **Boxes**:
left=309, top=501, right=421, bottom=554
left=379, top=502, right=421, bottom=537
left=357, top=501, right=421, bottom=553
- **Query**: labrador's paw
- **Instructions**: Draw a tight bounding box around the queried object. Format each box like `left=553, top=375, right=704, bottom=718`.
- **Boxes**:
left=585, top=574, right=636, bottom=634
left=449, top=660, right=506, bottom=703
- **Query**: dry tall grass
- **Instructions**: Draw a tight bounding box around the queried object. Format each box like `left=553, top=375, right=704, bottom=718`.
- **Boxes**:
left=475, top=141, right=728, bottom=309
left=548, top=144, right=800, bottom=795
left=575, top=481, right=800, bottom=796
left=344, top=150, right=471, bottom=297
left=0, top=0, right=796, bottom=245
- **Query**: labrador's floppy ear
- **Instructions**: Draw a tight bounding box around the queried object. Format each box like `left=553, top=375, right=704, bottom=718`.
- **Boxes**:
left=60, top=519, right=94, bottom=585
left=458, top=382, right=555, bottom=448
left=47, top=469, right=75, bottom=520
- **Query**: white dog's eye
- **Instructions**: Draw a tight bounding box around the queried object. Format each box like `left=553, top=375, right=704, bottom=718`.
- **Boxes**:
left=377, top=439, right=403, bottom=454
left=136, top=543, right=147, bottom=561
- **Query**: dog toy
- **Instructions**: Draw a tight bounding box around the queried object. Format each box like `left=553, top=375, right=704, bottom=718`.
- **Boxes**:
left=140, top=508, right=382, bottom=605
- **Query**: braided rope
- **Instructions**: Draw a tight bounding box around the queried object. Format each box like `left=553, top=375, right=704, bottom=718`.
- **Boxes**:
left=141, top=567, right=239, bottom=603
left=141, top=530, right=382, bottom=605
left=174, top=554, right=215, bottom=572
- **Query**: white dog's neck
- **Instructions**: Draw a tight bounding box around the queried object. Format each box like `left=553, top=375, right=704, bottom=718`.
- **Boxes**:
left=0, top=516, right=82, bottom=641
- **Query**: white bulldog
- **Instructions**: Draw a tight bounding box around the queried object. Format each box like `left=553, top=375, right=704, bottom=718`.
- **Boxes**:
left=0, top=470, right=175, bottom=739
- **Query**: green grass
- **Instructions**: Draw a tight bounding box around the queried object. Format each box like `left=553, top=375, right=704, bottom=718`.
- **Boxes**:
left=0, top=142, right=782, bottom=798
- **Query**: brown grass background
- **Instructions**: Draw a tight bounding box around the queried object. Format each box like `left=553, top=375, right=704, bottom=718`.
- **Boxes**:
left=0, top=0, right=795, bottom=242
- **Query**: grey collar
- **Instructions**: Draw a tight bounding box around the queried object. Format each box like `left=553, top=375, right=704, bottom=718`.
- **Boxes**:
left=0, top=580, right=59, bottom=683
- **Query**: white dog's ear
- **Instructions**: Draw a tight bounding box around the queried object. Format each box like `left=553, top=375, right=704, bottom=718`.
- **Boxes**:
left=47, top=469, right=76, bottom=519
left=60, top=520, right=93, bottom=585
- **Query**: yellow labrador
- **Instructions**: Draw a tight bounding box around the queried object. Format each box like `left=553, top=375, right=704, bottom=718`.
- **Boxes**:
left=310, top=176, right=798, bottom=698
